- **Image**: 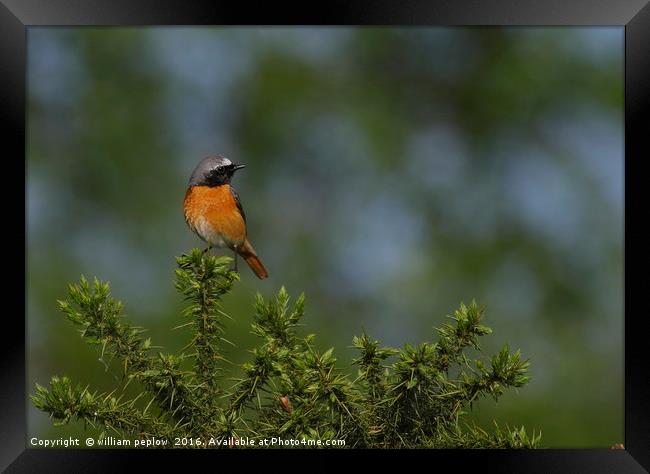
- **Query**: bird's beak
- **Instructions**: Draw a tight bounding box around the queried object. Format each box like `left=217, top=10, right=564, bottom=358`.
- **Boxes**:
left=232, top=163, right=246, bottom=171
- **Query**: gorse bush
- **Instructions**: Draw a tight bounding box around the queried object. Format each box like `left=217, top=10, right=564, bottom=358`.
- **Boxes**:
left=31, top=249, right=540, bottom=448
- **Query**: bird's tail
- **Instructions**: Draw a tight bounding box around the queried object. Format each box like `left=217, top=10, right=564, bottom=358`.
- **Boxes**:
left=237, top=239, right=269, bottom=279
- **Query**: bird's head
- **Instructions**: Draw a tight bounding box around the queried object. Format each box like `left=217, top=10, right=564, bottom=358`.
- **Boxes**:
left=188, top=155, right=246, bottom=187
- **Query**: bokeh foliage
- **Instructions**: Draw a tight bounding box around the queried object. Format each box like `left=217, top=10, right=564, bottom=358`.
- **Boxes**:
left=27, top=27, right=623, bottom=446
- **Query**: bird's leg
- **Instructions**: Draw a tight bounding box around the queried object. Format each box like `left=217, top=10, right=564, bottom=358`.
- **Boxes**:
left=204, top=243, right=212, bottom=255
left=232, top=248, right=239, bottom=272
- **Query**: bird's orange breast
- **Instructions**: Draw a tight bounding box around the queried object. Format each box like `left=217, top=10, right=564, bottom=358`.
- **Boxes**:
left=184, top=185, right=246, bottom=247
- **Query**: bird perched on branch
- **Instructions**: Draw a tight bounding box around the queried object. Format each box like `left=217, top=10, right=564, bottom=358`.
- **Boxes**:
left=183, top=155, right=269, bottom=279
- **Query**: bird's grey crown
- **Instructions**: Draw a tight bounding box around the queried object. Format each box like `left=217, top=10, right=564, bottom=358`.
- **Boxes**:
left=188, top=155, right=232, bottom=186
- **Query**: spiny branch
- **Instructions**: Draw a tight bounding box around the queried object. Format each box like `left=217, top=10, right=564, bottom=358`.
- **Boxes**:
left=32, top=249, right=539, bottom=449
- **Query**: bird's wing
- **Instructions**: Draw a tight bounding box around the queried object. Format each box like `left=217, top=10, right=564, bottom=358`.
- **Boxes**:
left=230, top=185, right=247, bottom=224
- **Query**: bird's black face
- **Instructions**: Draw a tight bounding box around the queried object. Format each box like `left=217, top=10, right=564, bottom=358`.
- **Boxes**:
left=205, top=162, right=246, bottom=186
left=188, top=155, right=246, bottom=187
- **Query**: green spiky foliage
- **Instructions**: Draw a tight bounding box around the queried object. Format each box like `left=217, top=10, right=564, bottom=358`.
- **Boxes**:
left=31, top=249, right=540, bottom=448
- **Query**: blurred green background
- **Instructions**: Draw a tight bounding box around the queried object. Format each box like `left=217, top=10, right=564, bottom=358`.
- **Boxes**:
left=26, top=27, right=623, bottom=447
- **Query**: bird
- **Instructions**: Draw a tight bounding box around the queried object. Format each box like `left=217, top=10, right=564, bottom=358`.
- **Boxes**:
left=183, top=155, right=269, bottom=279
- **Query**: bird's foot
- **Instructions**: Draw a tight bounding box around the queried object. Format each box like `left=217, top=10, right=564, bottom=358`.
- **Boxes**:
left=231, top=251, right=239, bottom=273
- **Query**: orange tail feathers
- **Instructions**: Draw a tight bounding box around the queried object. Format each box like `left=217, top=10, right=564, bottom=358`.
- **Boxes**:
left=237, top=239, right=269, bottom=279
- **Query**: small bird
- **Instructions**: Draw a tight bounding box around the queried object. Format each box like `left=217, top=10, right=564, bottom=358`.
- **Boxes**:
left=183, top=155, right=269, bottom=279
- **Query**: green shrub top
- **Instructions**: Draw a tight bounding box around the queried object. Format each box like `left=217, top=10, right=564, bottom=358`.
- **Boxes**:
left=32, top=249, right=540, bottom=448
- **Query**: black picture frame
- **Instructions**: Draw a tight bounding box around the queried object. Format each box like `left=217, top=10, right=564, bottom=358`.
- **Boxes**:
left=2, top=0, right=648, bottom=471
